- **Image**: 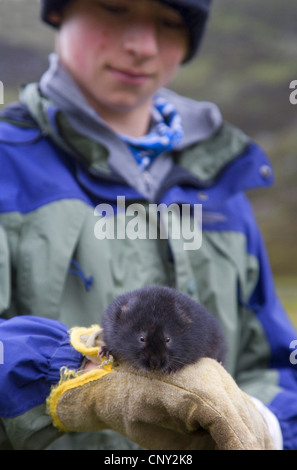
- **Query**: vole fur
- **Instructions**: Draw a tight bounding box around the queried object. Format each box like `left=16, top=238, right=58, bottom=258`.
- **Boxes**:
left=101, top=285, right=227, bottom=373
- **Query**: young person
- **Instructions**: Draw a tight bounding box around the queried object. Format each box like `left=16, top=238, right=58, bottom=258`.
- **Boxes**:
left=0, top=0, right=296, bottom=450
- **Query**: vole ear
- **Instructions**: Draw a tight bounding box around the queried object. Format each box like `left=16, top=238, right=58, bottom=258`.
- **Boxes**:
left=108, top=292, right=137, bottom=323
left=118, top=292, right=140, bottom=320
left=179, top=311, right=193, bottom=325
left=115, top=301, right=133, bottom=323
left=118, top=302, right=130, bottom=320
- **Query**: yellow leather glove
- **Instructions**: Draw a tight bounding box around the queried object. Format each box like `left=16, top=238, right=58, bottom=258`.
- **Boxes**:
left=46, top=325, right=274, bottom=450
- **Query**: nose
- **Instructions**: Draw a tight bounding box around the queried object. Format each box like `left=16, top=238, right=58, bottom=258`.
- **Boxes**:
left=123, top=21, right=158, bottom=59
left=147, top=356, right=167, bottom=371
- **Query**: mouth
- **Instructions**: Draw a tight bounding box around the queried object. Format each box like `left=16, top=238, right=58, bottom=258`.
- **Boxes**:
left=108, top=66, right=153, bottom=86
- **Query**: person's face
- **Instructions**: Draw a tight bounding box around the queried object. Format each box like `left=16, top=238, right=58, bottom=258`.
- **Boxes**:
left=55, top=0, right=188, bottom=117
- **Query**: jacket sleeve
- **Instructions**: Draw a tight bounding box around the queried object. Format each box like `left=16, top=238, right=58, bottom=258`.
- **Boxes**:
left=0, top=315, right=83, bottom=419
left=237, top=219, right=297, bottom=450
left=0, top=313, right=83, bottom=449
left=0, top=224, right=83, bottom=417
left=0, top=223, right=84, bottom=449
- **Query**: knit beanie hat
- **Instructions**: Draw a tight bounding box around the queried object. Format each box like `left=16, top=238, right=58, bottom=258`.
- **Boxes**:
left=40, top=0, right=211, bottom=63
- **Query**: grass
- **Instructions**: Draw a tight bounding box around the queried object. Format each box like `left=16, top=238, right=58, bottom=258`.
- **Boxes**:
left=275, top=277, right=297, bottom=327
left=0, top=89, right=18, bottom=109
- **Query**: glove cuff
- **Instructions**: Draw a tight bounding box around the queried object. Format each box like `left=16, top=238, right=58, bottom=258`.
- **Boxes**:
left=46, top=324, right=115, bottom=432
left=69, top=324, right=103, bottom=362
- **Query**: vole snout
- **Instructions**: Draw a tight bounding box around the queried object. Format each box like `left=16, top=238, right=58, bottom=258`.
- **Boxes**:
left=140, top=353, right=168, bottom=372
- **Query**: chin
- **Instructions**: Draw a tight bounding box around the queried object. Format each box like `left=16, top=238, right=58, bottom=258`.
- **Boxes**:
left=108, top=94, right=154, bottom=113
left=91, top=86, right=156, bottom=113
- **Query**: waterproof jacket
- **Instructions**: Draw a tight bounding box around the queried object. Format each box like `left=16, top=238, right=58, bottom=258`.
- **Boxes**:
left=0, top=86, right=297, bottom=450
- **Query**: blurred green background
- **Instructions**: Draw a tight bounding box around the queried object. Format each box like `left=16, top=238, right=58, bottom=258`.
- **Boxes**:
left=0, top=0, right=296, bottom=323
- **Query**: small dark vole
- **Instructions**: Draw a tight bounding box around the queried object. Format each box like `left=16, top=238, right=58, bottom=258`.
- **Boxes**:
left=101, top=285, right=227, bottom=373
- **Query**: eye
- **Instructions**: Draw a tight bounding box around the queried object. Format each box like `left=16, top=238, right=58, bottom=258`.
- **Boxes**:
left=160, top=17, right=185, bottom=30
left=139, top=335, right=146, bottom=343
left=95, top=0, right=128, bottom=14
left=157, top=8, right=185, bottom=31
left=165, top=337, right=171, bottom=344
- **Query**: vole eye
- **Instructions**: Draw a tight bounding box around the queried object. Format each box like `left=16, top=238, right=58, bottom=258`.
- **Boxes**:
left=139, top=335, right=145, bottom=343
left=165, top=337, right=171, bottom=343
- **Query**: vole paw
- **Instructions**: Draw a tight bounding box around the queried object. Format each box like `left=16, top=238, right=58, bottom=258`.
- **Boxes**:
left=99, top=345, right=111, bottom=358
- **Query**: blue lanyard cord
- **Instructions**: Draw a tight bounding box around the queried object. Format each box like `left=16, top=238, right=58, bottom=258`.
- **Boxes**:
left=69, top=259, right=94, bottom=292
left=120, top=95, right=184, bottom=171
